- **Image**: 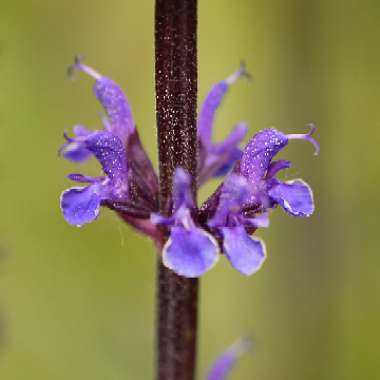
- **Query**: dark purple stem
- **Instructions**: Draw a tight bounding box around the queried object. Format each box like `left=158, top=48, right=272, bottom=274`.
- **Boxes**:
left=154, top=1, right=198, bottom=380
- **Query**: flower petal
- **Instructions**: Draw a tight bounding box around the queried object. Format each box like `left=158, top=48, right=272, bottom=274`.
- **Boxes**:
left=245, top=212, right=270, bottom=228
left=198, top=82, right=228, bottom=144
left=73, top=125, right=92, bottom=136
left=163, top=226, right=219, bottom=278
left=209, top=175, right=250, bottom=227
left=172, top=168, right=194, bottom=211
left=60, top=185, right=101, bottom=226
left=200, top=123, right=247, bottom=181
left=60, top=125, right=92, bottom=162
left=213, top=124, right=248, bottom=155
left=268, top=179, right=314, bottom=217
left=212, top=147, right=243, bottom=178
left=94, top=77, right=135, bottom=141
left=67, top=173, right=105, bottom=183
left=69, top=58, right=134, bottom=142
left=198, top=66, right=249, bottom=145
left=206, top=338, right=252, bottom=380
left=266, top=160, right=292, bottom=179
left=85, top=131, right=128, bottom=182
left=240, top=128, right=288, bottom=184
left=197, top=66, right=249, bottom=184
left=197, top=66, right=249, bottom=185
left=222, top=226, right=266, bottom=276
left=61, top=143, right=91, bottom=162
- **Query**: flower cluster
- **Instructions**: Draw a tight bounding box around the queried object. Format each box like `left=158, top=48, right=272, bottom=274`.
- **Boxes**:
left=60, top=58, right=319, bottom=278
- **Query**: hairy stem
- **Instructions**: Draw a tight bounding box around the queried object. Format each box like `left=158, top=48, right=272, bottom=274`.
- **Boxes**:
left=154, top=0, right=198, bottom=380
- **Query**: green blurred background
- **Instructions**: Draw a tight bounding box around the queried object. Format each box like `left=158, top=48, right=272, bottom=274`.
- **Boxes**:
left=0, top=0, right=379, bottom=379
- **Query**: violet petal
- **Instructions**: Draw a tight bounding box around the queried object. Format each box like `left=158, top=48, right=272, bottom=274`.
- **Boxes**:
left=73, top=125, right=92, bottom=136
left=266, top=160, right=292, bottom=179
left=61, top=144, right=91, bottom=162
left=222, top=226, right=266, bottom=276
left=198, top=66, right=249, bottom=145
left=67, top=173, right=105, bottom=183
left=162, top=226, right=219, bottom=278
left=245, top=212, right=270, bottom=228
left=173, top=168, right=194, bottom=210
left=198, top=81, right=229, bottom=144
left=69, top=58, right=135, bottom=143
left=213, top=124, right=248, bottom=155
left=268, top=179, right=314, bottom=217
left=60, top=125, right=92, bottom=162
left=208, top=123, right=248, bottom=178
left=85, top=131, right=128, bottom=182
left=60, top=185, right=101, bottom=226
left=240, top=128, right=288, bottom=184
left=206, top=338, right=252, bottom=380
left=212, top=147, right=243, bottom=178
left=199, top=122, right=247, bottom=183
left=197, top=67, right=249, bottom=184
left=94, top=77, right=135, bottom=142
left=209, top=174, right=250, bottom=228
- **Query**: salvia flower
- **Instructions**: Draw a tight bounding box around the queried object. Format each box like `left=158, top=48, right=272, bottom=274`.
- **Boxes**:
left=151, top=168, right=219, bottom=277
left=59, top=58, right=319, bottom=278
left=202, top=126, right=318, bottom=276
left=197, top=64, right=250, bottom=184
left=60, top=57, right=159, bottom=239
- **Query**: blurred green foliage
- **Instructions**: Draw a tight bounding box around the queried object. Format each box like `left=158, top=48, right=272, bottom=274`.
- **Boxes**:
left=0, top=0, right=379, bottom=379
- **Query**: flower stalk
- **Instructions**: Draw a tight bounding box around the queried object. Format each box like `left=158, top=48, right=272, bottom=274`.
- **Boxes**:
left=154, top=1, right=199, bottom=380
left=58, top=3, right=319, bottom=378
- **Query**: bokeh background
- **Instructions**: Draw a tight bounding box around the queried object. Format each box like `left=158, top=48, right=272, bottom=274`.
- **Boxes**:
left=0, top=0, right=379, bottom=379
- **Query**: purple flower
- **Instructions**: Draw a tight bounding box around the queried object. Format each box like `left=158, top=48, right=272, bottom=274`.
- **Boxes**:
left=60, top=131, right=128, bottom=226
left=202, top=126, right=318, bottom=276
left=205, top=338, right=252, bottom=380
left=60, top=58, right=159, bottom=238
left=151, top=169, right=219, bottom=277
left=197, top=64, right=250, bottom=184
left=59, top=59, right=319, bottom=278
left=153, top=126, right=318, bottom=277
